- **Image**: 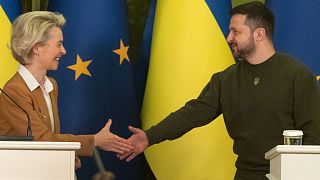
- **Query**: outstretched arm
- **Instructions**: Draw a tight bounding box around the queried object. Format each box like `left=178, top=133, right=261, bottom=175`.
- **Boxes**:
left=118, top=126, right=149, bottom=161
left=94, top=119, right=133, bottom=154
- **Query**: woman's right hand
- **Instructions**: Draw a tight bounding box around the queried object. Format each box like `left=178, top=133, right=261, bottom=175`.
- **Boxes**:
left=94, top=119, right=132, bottom=154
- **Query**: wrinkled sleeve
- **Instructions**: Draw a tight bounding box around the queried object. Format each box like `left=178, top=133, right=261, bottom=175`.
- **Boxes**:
left=146, top=73, right=223, bottom=146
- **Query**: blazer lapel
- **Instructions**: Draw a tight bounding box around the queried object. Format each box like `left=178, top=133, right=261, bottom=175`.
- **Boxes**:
left=32, top=88, right=53, bottom=131
left=49, top=91, right=60, bottom=133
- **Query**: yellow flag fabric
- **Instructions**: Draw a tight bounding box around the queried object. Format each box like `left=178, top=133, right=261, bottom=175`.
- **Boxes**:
left=0, top=5, right=18, bottom=88
left=141, top=0, right=237, bottom=179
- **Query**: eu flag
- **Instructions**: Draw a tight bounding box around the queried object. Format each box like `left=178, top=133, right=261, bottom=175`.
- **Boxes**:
left=48, top=1, right=143, bottom=179
left=266, top=0, right=320, bottom=76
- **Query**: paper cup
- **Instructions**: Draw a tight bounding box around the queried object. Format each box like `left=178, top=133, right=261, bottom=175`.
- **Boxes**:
left=283, top=130, right=303, bottom=145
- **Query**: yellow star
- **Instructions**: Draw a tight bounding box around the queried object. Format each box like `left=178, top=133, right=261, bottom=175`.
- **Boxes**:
left=67, top=54, right=92, bottom=80
left=113, top=39, right=130, bottom=65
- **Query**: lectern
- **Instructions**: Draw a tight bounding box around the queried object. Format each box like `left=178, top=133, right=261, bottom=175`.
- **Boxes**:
left=0, top=141, right=80, bottom=180
left=265, top=145, right=320, bottom=180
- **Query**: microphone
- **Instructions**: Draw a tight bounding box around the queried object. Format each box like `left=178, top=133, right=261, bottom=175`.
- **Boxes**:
left=91, top=146, right=116, bottom=180
left=0, top=87, right=33, bottom=141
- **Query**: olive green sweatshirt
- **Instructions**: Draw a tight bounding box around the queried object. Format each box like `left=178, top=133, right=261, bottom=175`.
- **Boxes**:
left=145, top=52, right=320, bottom=178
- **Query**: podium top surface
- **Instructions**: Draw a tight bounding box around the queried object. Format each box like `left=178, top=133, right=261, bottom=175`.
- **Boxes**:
left=265, top=145, right=320, bottom=160
left=0, top=141, right=81, bottom=150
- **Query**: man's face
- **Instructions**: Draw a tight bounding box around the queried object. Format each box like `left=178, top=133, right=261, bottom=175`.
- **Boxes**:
left=227, top=14, right=255, bottom=60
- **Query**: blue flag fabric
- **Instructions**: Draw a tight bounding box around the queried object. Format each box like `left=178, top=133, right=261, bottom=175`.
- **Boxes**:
left=266, top=0, right=320, bottom=75
left=134, top=0, right=157, bottom=111
left=205, top=0, right=232, bottom=38
left=0, top=0, right=20, bottom=88
left=48, top=1, right=143, bottom=179
left=0, top=0, right=20, bottom=21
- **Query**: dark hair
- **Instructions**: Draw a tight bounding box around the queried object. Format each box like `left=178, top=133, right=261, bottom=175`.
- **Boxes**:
left=230, top=1, right=274, bottom=40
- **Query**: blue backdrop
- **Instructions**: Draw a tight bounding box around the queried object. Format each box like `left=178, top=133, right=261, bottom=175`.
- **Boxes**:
left=266, top=0, right=320, bottom=76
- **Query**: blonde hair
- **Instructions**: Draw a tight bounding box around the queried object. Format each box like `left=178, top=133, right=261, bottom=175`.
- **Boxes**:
left=10, top=11, right=66, bottom=64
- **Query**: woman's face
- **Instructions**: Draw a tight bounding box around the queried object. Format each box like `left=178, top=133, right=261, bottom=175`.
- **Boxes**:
left=37, top=27, right=66, bottom=71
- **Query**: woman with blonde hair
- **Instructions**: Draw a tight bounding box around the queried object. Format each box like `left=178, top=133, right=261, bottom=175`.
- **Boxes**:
left=0, top=11, right=131, bottom=163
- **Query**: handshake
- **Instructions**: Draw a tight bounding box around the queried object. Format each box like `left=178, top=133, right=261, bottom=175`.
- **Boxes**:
left=94, top=119, right=149, bottom=161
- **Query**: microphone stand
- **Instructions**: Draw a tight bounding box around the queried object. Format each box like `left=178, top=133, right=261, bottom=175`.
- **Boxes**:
left=91, top=146, right=116, bottom=180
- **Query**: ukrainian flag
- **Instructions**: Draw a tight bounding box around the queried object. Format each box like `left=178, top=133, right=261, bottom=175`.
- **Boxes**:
left=141, top=0, right=237, bottom=179
left=0, top=0, right=20, bottom=87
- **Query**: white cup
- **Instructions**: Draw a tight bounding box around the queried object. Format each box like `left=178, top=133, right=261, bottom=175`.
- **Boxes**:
left=283, top=130, right=303, bottom=145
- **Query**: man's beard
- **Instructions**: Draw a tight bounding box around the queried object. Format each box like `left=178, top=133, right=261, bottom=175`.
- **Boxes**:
left=235, top=36, right=256, bottom=60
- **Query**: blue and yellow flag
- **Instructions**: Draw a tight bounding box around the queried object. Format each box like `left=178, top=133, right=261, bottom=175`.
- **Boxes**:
left=206, top=0, right=232, bottom=37
left=134, top=0, right=157, bottom=111
left=266, top=0, right=320, bottom=78
left=0, top=0, right=20, bottom=87
left=141, top=0, right=236, bottom=179
left=48, top=1, right=143, bottom=179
